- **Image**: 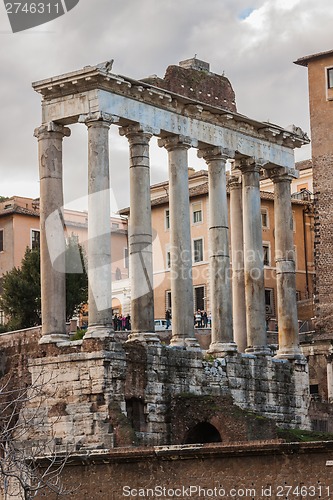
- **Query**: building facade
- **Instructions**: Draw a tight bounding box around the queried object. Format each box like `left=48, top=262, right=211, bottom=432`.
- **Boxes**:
left=0, top=196, right=130, bottom=325
left=149, top=169, right=314, bottom=333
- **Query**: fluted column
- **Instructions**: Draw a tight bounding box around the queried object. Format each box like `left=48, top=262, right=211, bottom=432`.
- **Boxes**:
left=79, top=112, right=115, bottom=338
left=271, top=170, right=303, bottom=359
left=120, top=125, right=159, bottom=344
left=239, top=159, right=271, bottom=355
left=34, top=122, right=70, bottom=343
left=229, top=173, right=247, bottom=352
left=158, top=135, right=200, bottom=349
left=198, top=147, right=236, bottom=355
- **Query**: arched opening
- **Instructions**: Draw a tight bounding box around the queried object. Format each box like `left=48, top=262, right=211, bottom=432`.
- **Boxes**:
left=184, top=422, right=222, bottom=444
left=112, top=298, right=122, bottom=315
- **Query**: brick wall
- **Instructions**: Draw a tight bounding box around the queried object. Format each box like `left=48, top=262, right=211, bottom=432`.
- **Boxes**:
left=35, top=442, right=333, bottom=500
left=312, top=153, right=333, bottom=334
left=142, top=64, right=237, bottom=112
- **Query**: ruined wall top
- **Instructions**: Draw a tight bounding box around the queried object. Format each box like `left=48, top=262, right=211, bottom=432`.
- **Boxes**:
left=142, top=58, right=237, bottom=113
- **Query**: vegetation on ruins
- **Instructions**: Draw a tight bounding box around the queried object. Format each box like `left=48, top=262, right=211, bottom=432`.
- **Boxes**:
left=0, top=237, right=88, bottom=331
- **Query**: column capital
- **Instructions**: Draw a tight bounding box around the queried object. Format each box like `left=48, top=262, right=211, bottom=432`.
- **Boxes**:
left=78, top=112, right=119, bottom=127
left=34, top=122, right=71, bottom=140
left=235, top=157, right=261, bottom=174
left=268, top=166, right=298, bottom=183
left=119, top=123, right=159, bottom=140
left=228, top=174, right=242, bottom=190
left=197, top=146, right=233, bottom=162
left=158, top=135, right=195, bottom=151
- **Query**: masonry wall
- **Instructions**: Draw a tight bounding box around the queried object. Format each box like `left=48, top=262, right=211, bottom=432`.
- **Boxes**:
left=35, top=442, right=333, bottom=500
left=10, top=334, right=310, bottom=458
left=306, top=54, right=333, bottom=334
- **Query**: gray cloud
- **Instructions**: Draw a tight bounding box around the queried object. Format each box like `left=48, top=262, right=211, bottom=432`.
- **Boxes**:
left=0, top=0, right=331, bottom=208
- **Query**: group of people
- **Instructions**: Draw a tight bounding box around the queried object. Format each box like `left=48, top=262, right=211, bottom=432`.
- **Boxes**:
left=165, top=309, right=211, bottom=329
left=194, top=309, right=211, bottom=328
left=113, top=313, right=131, bottom=331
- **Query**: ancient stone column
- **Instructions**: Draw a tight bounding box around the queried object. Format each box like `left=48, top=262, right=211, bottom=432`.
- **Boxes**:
left=198, top=147, right=237, bottom=355
left=229, top=173, right=247, bottom=352
left=239, top=159, right=271, bottom=355
left=80, top=113, right=115, bottom=338
left=158, top=135, right=200, bottom=349
left=272, top=170, right=303, bottom=359
left=34, top=122, right=70, bottom=343
left=120, top=125, right=159, bottom=344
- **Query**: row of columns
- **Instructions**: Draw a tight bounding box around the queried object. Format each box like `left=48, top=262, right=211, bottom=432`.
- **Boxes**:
left=35, top=116, right=302, bottom=359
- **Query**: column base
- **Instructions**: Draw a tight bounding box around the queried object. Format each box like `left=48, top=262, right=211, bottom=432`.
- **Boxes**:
left=245, top=345, right=272, bottom=356
left=84, top=325, right=114, bottom=339
left=126, top=332, right=161, bottom=345
left=208, top=342, right=238, bottom=356
left=275, top=347, right=306, bottom=361
left=169, top=336, right=201, bottom=351
left=39, top=333, right=69, bottom=344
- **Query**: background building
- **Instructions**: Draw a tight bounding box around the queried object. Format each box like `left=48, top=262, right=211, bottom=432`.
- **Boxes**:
left=294, top=50, right=333, bottom=415
left=0, top=196, right=130, bottom=325
left=148, top=168, right=314, bottom=331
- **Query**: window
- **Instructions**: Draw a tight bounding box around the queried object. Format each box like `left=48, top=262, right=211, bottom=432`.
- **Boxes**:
left=166, top=290, right=172, bottom=311
left=193, top=238, right=204, bottom=263
left=0, top=229, right=3, bottom=252
left=31, top=229, right=40, bottom=250
left=265, top=288, right=274, bottom=316
left=296, top=290, right=301, bottom=302
left=262, top=243, right=271, bottom=266
left=124, top=248, right=129, bottom=269
left=165, top=209, right=170, bottom=230
left=115, top=267, right=122, bottom=280
left=112, top=222, right=119, bottom=229
left=0, top=310, right=5, bottom=325
left=194, top=285, right=205, bottom=311
left=328, top=68, right=333, bottom=89
left=192, top=202, right=202, bottom=224
left=261, top=209, right=269, bottom=229
left=166, top=250, right=171, bottom=269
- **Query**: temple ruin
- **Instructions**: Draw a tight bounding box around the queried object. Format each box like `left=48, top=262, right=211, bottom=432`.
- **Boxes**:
left=0, top=59, right=313, bottom=473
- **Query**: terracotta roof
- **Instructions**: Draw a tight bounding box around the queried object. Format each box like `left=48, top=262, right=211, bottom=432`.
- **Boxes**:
left=150, top=169, right=208, bottom=190
left=119, top=184, right=311, bottom=215
left=0, top=206, right=39, bottom=217
left=294, top=49, right=333, bottom=67
left=295, top=159, right=312, bottom=171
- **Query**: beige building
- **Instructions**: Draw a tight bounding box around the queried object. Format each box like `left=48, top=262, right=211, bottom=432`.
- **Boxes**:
left=148, top=169, right=314, bottom=325
left=0, top=196, right=130, bottom=324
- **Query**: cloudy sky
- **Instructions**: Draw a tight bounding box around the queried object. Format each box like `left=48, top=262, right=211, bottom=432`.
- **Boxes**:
left=0, top=0, right=332, bottom=212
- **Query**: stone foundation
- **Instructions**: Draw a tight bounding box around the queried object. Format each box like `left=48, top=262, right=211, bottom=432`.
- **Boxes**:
left=15, top=336, right=310, bottom=453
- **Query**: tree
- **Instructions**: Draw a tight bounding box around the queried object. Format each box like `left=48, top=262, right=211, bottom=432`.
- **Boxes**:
left=65, top=237, right=88, bottom=322
left=0, top=374, right=73, bottom=499
left=0, top=238, right=88, bottom=331
left=0, top=249, right=41, bottom=331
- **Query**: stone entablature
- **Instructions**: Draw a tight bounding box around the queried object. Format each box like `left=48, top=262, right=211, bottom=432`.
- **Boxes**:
left=32, top=61, right=307, bottom=168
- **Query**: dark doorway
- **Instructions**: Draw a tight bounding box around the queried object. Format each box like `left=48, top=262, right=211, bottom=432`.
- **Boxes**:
left=125, top=398, right=146, bottom=432
left=184, top=422, right=222, bottom=444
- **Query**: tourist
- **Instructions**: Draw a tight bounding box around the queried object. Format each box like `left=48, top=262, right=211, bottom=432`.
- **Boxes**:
left=165, top=309, right=171, bottom=329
